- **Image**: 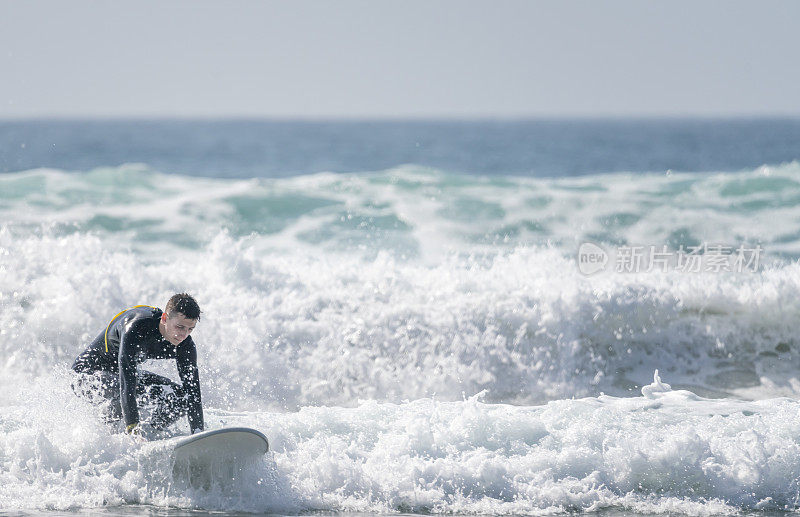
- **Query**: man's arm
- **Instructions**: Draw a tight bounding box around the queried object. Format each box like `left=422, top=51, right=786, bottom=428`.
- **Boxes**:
left=177, top=338, right=204, bottom=433
left=118, top=327, right=141, bottom=430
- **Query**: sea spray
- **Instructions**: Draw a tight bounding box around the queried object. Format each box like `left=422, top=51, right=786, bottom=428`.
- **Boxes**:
left=4, top=226, right=800, bottom=408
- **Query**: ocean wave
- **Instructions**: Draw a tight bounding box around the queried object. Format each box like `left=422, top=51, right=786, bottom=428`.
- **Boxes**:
left=4, top=163, right=800, bottom=514
left=2, top=162, right=800, bottom=261
left=2, top=228, right=800, bottom=408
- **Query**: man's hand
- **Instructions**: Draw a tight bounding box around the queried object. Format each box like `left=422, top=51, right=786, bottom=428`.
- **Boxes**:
left=126, top=422, right=146, bottom=443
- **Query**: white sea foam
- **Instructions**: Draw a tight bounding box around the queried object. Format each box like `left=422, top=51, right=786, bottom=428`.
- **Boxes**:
left=3, top=164, right=800, bottom=513
left=3, top=225, right=800, bottom=408
left=3, top=370, right=800, bottom=514
left=4, top=218, right=800, bottom=406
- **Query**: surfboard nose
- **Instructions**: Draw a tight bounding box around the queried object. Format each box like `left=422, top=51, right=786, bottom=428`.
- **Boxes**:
left=172, top=427, right=269, bottom=488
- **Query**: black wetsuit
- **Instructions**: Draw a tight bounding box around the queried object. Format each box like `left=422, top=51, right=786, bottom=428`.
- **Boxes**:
left=72, top=306, right=204, bottom=433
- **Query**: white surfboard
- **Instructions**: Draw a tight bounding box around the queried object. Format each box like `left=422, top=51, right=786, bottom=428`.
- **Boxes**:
left=172, top=427, right=269, bottom=485
left=174, top=427, right=269, bottom=459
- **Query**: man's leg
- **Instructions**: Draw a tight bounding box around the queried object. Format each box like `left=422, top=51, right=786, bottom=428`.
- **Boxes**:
left=71, top=371, right=123, bottom=424
left=136, top=371, right=188, bottom=431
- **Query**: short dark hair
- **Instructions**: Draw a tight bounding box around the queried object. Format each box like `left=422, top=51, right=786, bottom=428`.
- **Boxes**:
left=165, top=293, right=201, bottom=320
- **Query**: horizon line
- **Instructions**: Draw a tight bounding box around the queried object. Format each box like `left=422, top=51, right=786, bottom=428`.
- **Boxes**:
left=2, top=113, right=800, bottom=123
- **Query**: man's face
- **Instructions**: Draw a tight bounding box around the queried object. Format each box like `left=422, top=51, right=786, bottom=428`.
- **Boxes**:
left=161, top=312, right=197, bottom=345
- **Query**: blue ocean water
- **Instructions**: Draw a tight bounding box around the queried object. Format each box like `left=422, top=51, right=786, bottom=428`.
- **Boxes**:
left=2, top=118, right=800, bottom=515
left=3, top=118, right=800, bottom=177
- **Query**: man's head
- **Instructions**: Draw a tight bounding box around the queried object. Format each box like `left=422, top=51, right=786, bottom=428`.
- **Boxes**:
left=160, top=293, right=201, bottom=345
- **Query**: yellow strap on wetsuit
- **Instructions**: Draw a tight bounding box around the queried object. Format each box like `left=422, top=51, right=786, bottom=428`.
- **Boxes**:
left=104, top=305, right=156, bottom=353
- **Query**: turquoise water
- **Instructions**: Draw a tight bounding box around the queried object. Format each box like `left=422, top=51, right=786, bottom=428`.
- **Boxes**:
left=2, top=162, right=799, bottom=260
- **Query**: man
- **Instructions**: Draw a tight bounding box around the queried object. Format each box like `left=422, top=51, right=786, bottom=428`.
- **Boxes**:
left=72, top=293, right=205, bottom=438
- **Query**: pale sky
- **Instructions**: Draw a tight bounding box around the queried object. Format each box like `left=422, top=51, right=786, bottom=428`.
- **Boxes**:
left=1, top=0, right=799, bottom=119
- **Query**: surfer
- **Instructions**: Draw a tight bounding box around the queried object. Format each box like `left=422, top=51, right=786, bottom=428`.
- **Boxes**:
left=71, top=293, right=205, bottom=438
